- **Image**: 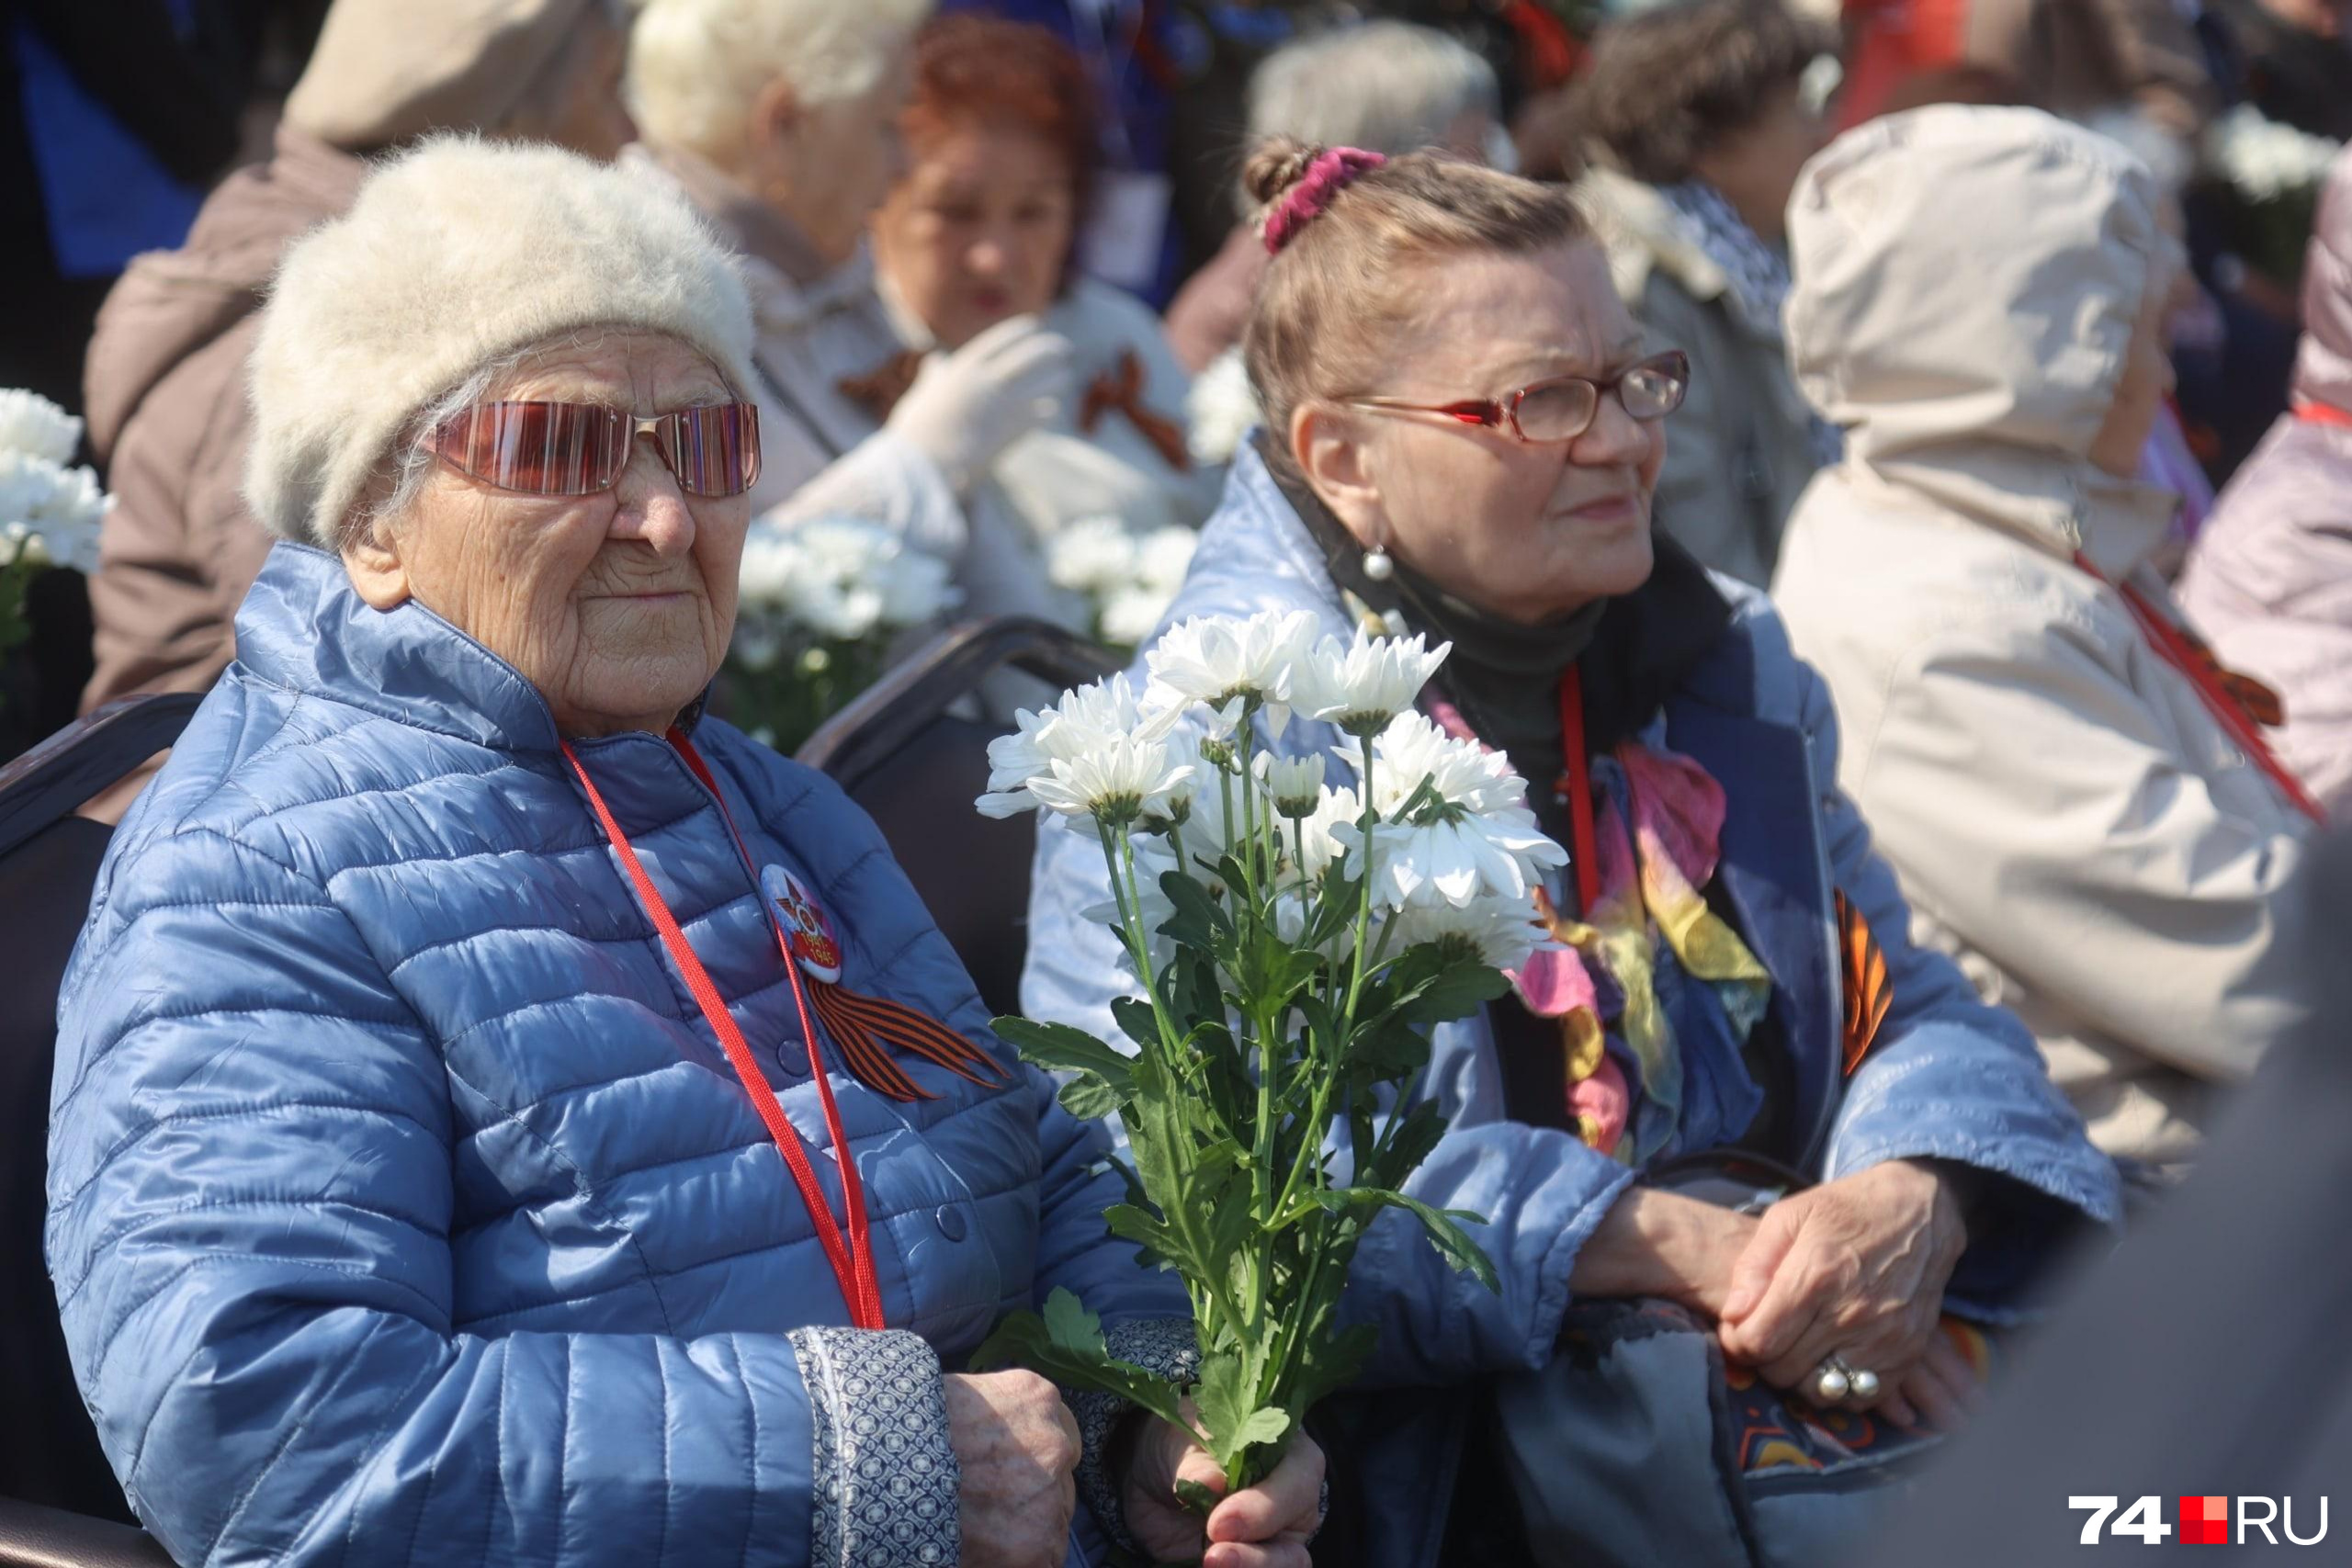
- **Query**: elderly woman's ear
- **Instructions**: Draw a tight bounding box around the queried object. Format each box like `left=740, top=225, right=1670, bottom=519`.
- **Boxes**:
left=342, top=513, right=413, bottom=612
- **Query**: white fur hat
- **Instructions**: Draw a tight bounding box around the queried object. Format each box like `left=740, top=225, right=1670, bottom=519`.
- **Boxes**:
left=245, top=134, right=757, bottom=548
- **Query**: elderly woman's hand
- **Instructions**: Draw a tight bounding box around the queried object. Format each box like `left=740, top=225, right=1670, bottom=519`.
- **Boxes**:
left=944, top=1370, right=1082, bottom=1566
left=1122, top=1415, right=1327, bottom=1568
left=1714, top=1160, right=1970, bottom=1408
left=887, top=315, right=1079, bottom=492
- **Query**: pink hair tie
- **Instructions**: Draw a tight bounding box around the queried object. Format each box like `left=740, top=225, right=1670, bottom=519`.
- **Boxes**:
left=1261, top=147, right=1386, bottom=254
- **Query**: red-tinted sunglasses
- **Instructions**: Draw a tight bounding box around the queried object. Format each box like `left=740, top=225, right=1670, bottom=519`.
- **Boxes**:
left=427, top=400, right=763, bottom=498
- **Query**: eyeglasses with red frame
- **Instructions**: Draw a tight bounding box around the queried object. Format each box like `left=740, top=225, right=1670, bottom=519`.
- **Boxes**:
left=1340, top=350, right=1690, bottom=444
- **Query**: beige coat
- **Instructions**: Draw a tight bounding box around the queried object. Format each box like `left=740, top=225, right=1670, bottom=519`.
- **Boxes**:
left=79, top=127, right=367, bottom=716
left=1573, top=166, right=1819, bottom=588
left=1772, top=107, right=2314, bottom=1166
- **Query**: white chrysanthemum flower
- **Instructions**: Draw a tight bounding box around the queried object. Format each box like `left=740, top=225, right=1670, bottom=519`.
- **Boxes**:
left=874, top=546, right=957, bottom=626
left=1146, top=609, right=1318, bottom=733
left=1390, top=895, right=1556, bottom=972
left=1184, top=349, right=1260, bottom=468
left=1101, top=584, right=1173, bottom=648
left=736, top=514, right=956, bottom=639
left=1294, top=630, right=1451, bottom=736
left=1136, top=525, right=1199, bottom=592
left=2209, top=105, right=2342, bottom=200
left=1014, top=736, right=1195, bottom=826
left=1337, top=712, right=1567, bottom=908
left=0, top=389, right=83, bottom=466
left=1293, top=783, right=1363, bottom=886
left=1257, top=751, right=1327, bottom=818
left=0, top=451, right=107, bottom=532
left=976, top=672, right=1184, bottom=817
left=1046, top=514, right=1138, bottom=594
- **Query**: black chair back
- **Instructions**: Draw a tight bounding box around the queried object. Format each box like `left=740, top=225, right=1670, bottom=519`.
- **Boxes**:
left=799, top=618, right=1116, bottom=1019
left=0, top=695, right=197, bottom=1554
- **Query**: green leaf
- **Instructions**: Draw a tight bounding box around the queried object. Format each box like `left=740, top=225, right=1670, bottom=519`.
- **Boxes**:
left=968, top=1290, right=1192, bottom=1430
left=1158, top=868, right=1233, bottom=955
left=1311, top=1188, right=1498, bottom=1292
left=1396, top=957, right=1510, bottom=1024
left=991, top=1016, right=1137, bottom=1100
left=1193, top=1349, right=1293, bottom=1476
left=1348, top=1014, right=1431, bottom=1078
left=1110, top=995, right=1162, bottom=1052
left=1172, top=1478, right=1220, bottom=1518
left=1057, top=1072, right=1123, bottom=1122
left=1283, top=1321, right=1377, bottom=1416
left=1362, top=1100, right=1449, bottom=1192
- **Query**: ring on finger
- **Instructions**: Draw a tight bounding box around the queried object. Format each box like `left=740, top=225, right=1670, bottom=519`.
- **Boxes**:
left=1808, top=1355, right=1880, bottom=1406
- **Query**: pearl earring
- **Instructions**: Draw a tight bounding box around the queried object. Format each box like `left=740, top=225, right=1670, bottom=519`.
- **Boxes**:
left=1362, top=546, right=1394, bottom=581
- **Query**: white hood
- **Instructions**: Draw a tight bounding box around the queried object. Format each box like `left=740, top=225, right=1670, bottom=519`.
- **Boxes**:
left=1785, top=106, right=2180, bottom=571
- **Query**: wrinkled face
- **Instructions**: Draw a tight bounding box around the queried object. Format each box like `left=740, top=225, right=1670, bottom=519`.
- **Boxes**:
left=872, top=122, right=1076, bottom=349
left=791, top=52, right=917, bottom=263
left=1295, top=241, right=1667, bottom=626
left=345, top=331, right=750, bottom=739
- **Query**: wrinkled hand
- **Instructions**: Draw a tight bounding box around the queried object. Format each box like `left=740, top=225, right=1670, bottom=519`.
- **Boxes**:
left=886, top=314, right=1079, bottom=491
left=1122, top=1414, right=1326, bottom=1568
left=944, top=1370, right=1081, bottom=1568
left=1879, top=1326, right=1988, bottom=1433
left=1715, top=1160, right=1969, bottom=1404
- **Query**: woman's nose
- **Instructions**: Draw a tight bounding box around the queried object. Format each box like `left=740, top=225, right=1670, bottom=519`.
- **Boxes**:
left=610, top=446, right=698, bottom=553
left=967, top=237, right=1007, bottom=278
left=1571, top=387, right=1657, bottom=467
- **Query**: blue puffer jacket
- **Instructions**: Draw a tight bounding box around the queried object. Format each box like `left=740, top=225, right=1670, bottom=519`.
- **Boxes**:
left=1024, top=446, right=2125, bottom=1565
left=48, top=544, right=1188, bottom=1568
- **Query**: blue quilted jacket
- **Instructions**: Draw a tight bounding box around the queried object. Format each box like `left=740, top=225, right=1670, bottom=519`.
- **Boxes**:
left=48, top=544, right=1188, bottom=1568
left=1024, top=446, right=2125, bottom=1566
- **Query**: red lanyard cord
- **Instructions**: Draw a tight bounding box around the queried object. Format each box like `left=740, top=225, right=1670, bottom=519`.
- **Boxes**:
left=560, top=739, right=886, bottom=1329
left=2071, top=555, right=2327, bottom=827
left=1556, top=666, right=1602, bottom=918
left=2298, top=400, right=2352, bottom=433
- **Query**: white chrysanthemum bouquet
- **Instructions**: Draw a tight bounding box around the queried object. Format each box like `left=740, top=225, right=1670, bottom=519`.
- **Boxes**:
left=1046, top=514, right=1200, bottom=649
left=971, top=608, right=1565, bottom=1503
left=726, top=513, right=958, bottom=752
left=1, top=389, right=109, bottom=662
left=2207, top=105, right=2342, bottom=288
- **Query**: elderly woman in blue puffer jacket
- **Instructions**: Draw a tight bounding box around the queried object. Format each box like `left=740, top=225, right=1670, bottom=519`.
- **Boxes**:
left=45, top=138, right=1322, bottom=1568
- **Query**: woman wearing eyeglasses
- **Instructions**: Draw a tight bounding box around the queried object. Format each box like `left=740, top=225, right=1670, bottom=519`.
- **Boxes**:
left=45, top=140, right=1323, bottom=1568
left=1021, top=139, right=2117, bottom=1565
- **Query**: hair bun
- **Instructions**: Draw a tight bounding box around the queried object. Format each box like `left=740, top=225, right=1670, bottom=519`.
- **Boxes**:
left=1243, top=137, right=1327, bottom=213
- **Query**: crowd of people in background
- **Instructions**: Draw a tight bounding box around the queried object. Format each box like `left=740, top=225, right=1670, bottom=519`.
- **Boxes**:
left=6, top=0, right=2352, bottom=1562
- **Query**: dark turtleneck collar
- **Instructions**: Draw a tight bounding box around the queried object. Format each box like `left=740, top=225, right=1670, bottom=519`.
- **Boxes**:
left=1260, top=432, right=1735, bottom=784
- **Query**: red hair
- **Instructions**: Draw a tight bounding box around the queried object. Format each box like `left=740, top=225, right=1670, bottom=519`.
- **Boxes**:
left=900, top=15, right=1098, bottom=222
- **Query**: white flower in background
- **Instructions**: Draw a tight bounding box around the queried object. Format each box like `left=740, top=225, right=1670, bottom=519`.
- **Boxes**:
left=0, top=450, right=109, bottom=572
left=1339, top=711, right=1567, bottom=908
left=2208, top=105, right=2341, bottom=201
left=1257, top=751, right=1327, bottom=818
left=0, top=389, right=82, bottom=466
left=1294, top=630, right=1450, bottom=736
left=1136, top=525, right=1198, bottom=595
left=1047, top=515, right=1139, bottom=594
left=1101, top=586, right=1170, bottom=648
left=1391, top=896, right=1555, bottom=972
left=1185, top=349, right=1260, bottom=468
left=1147, top=609, right=1318, bottom=732
left=977, top=671, right=1184, bottom=817
left=734, top=513, right=956, bottom=649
